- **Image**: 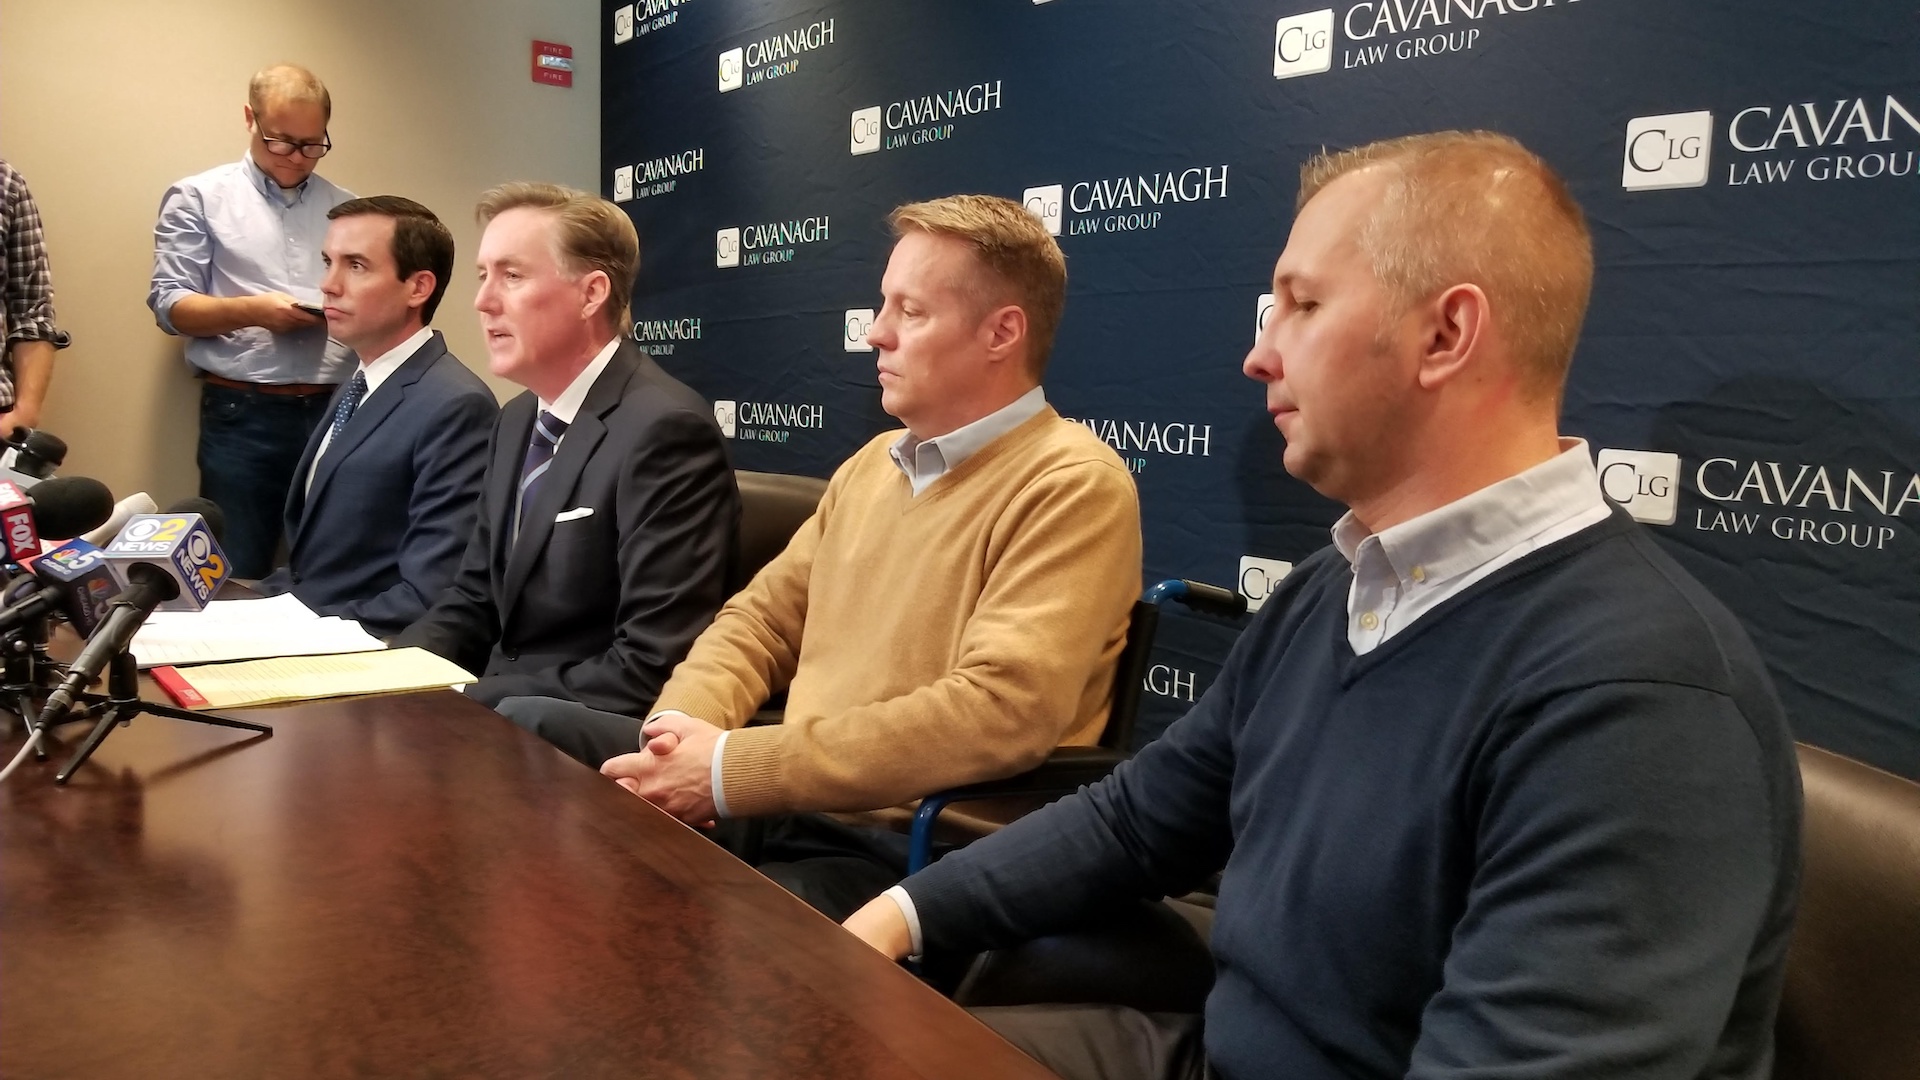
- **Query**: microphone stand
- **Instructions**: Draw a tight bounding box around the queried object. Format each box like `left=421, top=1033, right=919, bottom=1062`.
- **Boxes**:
left=52, top=649, right=270, bottom=784
left=0, top=613, right=78, bottom=756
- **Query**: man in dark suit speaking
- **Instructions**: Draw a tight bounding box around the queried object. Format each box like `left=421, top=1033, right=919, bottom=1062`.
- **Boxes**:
left=395, top=183, right=738, bottom=718
left=259, top=196, right=497, bottom=637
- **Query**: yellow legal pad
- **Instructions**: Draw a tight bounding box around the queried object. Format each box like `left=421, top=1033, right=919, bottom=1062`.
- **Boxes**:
left=152, top=648, right=476, bottom=710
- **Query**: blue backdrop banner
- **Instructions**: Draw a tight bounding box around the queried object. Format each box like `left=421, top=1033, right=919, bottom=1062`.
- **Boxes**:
left=602, top=0, right=1920, bottom=777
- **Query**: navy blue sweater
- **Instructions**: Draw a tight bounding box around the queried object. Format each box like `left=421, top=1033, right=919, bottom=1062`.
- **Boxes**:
left=907, top=510, right=1801, bottom=1079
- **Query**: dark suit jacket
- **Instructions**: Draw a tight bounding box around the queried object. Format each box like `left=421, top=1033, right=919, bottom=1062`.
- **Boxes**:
left=257, top=330, right=497, bottom=638
left=394, top=340, right=739, bottom=714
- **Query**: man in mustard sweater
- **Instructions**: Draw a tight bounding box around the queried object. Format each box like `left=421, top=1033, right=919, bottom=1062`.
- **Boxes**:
left=517, top=194, right=1142, bottom=919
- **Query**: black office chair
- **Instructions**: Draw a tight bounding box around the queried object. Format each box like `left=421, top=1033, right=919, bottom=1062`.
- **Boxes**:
left=1774, top=743, right=1920, bottom=1080
left=732, top=470, right=829, bottom=591
left=730, top=471, right=829, bottom=729
left=906, top=578, right=1247, bottom=873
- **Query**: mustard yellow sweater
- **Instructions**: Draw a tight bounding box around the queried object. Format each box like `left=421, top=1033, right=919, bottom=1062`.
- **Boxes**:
left=652, top=407, right=1143, bottom=818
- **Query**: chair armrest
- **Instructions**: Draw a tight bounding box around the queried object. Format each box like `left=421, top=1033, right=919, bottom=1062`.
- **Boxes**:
left=908, top=748, right=1132, bottom=874
left=937, top=746, right=1131, bottom=801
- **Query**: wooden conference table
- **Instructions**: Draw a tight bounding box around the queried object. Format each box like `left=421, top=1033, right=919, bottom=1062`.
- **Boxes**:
left=0, top=689, right=1057, bottom=1079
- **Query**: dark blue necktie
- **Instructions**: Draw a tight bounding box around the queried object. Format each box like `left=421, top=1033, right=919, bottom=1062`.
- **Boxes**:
left=517, top=410, right=569, bottom=536
left=325, top=372, right=368, bottom=452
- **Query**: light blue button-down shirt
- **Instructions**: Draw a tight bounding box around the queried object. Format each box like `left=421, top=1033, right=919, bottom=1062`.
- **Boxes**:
left=887, top=385, right=1049, bottom=495
left=148, top=153, right=354, bottom=383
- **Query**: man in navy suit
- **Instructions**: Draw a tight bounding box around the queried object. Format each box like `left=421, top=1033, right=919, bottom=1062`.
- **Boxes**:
left=394, top=182, right=737, bottom=719
left=258, top=196, right=497, bottom=637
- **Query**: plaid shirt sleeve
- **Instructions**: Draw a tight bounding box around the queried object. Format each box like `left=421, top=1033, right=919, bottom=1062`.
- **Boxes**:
left=0, top=162, right=71, bottom=412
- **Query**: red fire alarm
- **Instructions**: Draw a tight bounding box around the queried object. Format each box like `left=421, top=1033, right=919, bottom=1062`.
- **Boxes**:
left=532, top=41, right=574, bottom=87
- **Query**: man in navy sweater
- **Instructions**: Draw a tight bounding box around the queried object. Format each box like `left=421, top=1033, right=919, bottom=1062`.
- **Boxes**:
left=844, top=132, right=1803, bottom=1080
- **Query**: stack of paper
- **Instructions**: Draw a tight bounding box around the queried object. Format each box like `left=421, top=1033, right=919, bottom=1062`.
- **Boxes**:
left=131, top=593, right=387, bottom=669
left=150, top=648, right=475, bottom=710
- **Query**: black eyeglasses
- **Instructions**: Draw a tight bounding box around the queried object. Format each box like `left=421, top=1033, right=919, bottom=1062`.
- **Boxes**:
left=260, top=132, right=332, bottom=160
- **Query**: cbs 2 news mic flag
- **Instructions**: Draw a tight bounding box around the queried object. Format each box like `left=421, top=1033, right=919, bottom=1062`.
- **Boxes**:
left=102, top=514, right=229, bottom=612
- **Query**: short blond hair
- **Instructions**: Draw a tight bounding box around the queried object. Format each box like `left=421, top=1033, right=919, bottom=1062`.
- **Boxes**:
left=248, top=64, right=331, bottom=120
left=1299, top=131, right=1593, bottom=400
left=889, top=194, right=1067, bottom=374
left=477, top=182, right=639, bottom=331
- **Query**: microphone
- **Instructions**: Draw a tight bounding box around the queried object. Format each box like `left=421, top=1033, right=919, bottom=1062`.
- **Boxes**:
left=0, top=475, right=116, bottom=565
left=80, top=491, right=158, bottom=547
left=9, top=429, right=67, bottom=479
left=0, top=480, right=35, bottom=563
left=24, top=476, right=115, bottom=541
left=38, top=501, right=231, bottom=727
left=0, top=538, right=121, bottom=637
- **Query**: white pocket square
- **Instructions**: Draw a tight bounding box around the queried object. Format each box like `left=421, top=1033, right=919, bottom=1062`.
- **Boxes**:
left=554, top=506, right=595, bottom=523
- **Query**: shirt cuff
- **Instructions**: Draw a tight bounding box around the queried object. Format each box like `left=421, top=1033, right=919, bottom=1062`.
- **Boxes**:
left=151, top=288, right=190, bottom=336
left=711, top=729, right=731, bottom=818
left=882, top=885, right=925, bottom=960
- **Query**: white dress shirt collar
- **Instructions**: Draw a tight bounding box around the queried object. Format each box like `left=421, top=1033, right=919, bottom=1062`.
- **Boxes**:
left=1331, top=438, right=1613, bottom=654
left=889, top=386, right=1048, bottom=496
left=355, top=327, right=434, bottom=397
left=541, top=337, right=622, bottom=425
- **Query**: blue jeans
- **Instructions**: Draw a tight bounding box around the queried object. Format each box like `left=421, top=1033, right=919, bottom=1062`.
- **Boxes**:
left=197, top=382, right=333, bottom=579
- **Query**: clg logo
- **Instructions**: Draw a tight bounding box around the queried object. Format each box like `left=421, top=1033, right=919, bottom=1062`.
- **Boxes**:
left=1022, top=184, right=1064, bottom=234
left=1239, top=555, right=1293, bottom=613
left=613, top=147, right=705, bottom=203
left=1274, top=10, right=1334, bottom=79
left=715, top=400, right=825, bottom=443
left=1626, top=94, right=1920, bottom=190
left=1622, top=112, right=1714, bottom=191
left=850, top=81, right=1004, bottom=155
left=716, top=216, right=832, bottom=268
left=615, top=0, right=696, bottom=44
left=1596, top=449, right=1680, bottom=526
left=719, top=18, right=835, bottom=93
left=1022, top=167, right=1228, bottom=237
left=1256, top=293, right=1275, bottom=342
left=1272, top=0, right=1584, bottom=78
left=1601, top=446, right=1915, bottom=553
left=843, top=309, right=875, bottom=352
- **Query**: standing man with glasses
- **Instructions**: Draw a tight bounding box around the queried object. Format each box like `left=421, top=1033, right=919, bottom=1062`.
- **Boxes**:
left=148, top=63, right=352, bottom=578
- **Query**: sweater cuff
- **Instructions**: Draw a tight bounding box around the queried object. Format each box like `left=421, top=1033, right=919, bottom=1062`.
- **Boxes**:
left=651, top=686, right=740, bottom=728
left=718, top=723, right=789, bottom=818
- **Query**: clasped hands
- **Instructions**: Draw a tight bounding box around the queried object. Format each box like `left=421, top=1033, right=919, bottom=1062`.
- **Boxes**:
left=600, top=711, right=722, bottom=825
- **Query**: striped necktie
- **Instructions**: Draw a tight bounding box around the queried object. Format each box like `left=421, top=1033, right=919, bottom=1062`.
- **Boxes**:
left=516, top=409, right=569, bottom=536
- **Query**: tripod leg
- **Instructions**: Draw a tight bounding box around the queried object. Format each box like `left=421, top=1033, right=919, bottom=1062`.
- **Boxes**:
left=54, top=705, right=127, bottom=784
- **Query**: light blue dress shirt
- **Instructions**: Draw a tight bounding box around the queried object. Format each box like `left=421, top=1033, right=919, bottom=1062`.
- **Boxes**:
left=148, top=153, right=354, bottom=383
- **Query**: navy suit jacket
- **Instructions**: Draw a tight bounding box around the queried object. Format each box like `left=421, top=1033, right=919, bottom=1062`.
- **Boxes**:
left=258, top=330, right=497, bottom=638
left=393, top=340, right=739, bottom=715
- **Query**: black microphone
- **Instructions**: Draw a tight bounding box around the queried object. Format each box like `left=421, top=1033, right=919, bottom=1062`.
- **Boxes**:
left=11, top=430, right=67, bottom=479
left=165, top=497, right=227, bottom=542
left=26, top=476, right=115, bottom=540
left=37, top=499, right=231, bottom=728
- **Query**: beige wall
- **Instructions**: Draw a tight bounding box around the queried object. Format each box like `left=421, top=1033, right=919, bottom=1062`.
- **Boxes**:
left=0, top=0, right=599, bottom=506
